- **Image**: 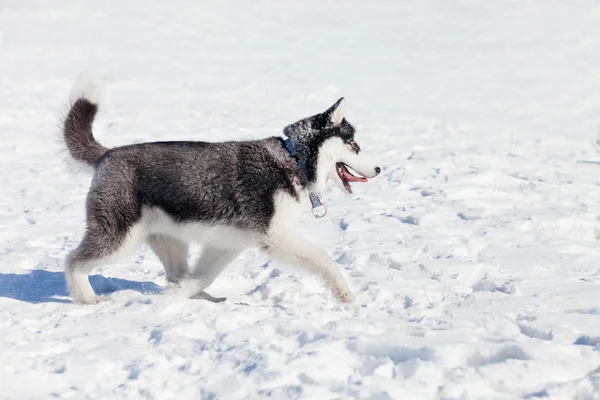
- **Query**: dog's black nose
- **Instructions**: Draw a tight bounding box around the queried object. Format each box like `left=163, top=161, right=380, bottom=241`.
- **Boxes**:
left=375, top=167, right=381, bottom=175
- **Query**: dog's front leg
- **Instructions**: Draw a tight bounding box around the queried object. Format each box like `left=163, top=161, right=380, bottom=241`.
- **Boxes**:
left=261, top=233, right=354, bottom=303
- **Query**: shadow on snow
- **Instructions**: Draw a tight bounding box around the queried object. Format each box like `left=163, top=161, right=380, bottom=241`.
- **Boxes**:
left=0, top=269, right=161, bottom=304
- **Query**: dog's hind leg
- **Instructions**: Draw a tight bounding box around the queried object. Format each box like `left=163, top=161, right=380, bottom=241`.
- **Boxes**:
left=260, top=233, right=354, bottom=303
left=65, top=247, right=106, bottom=305
left=147, top=234, right=189, bottom=284
left=65, top=224, right=143, bottom=304
left=171, top=247, right=242, bottom=299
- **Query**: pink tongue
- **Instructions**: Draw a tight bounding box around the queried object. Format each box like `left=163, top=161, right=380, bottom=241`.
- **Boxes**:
left=342, top=167, right=368, bottom=183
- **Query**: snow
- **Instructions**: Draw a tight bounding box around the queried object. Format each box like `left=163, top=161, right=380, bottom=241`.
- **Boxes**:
left=2, top=1, right=600, bottom=398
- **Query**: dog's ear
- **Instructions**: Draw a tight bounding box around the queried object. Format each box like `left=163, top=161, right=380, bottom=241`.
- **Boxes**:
left=325, top=97, right=345, bottom=127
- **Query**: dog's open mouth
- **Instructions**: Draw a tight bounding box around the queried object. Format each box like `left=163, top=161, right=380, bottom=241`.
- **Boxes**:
left=336, top=162, right=368, bottom=193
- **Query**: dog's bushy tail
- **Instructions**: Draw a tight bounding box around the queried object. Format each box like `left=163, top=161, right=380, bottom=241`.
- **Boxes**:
left=62, top=74, right=108, bottom=166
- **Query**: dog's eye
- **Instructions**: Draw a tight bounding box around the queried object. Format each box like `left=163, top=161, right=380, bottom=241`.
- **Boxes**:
left=347, top=140, right=360, bottom=154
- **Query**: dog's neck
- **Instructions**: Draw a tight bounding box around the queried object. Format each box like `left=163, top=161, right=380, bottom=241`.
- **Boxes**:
left=280, top=134, right=327, bottom=218
left=282, top=133, right=324, bottom=186
left=280, top=135, right=312, bottom=185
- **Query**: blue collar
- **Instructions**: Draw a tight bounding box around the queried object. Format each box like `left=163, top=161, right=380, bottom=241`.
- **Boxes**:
left=281, top=137, right=327, bottom=218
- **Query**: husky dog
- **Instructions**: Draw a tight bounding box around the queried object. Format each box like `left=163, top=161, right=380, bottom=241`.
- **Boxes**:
left=62, top=79, right=380, bottom=305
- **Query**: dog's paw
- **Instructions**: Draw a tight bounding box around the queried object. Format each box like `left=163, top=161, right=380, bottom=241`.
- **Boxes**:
left=162, top=282, right=180, bottom=297
left=94, top=295, right=110, bottom=303
left=333, top=287, right=355, bottom=303
left=163, top=279, right=208, bottom=299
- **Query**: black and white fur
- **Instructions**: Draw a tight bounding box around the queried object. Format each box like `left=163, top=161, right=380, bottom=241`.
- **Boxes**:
left=62, top=78, right=380, bottom=304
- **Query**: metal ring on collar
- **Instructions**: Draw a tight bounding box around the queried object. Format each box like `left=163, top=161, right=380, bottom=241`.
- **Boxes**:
left=311, top=204, right=327, bottom=219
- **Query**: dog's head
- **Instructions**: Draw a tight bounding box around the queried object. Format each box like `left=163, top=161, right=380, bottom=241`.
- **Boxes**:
left=283, top=98, right=380, bottom=194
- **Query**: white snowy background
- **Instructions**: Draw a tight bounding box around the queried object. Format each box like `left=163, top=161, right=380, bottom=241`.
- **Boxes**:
left=2, top=1, right=600, bottom=399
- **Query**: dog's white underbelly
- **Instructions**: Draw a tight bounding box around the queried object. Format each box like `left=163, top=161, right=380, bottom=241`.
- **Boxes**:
left=140, top=207, right=260, bottom=248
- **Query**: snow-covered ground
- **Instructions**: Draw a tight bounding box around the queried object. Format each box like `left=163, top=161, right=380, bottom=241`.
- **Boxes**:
left=2, top=1, right=600, bottom=398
